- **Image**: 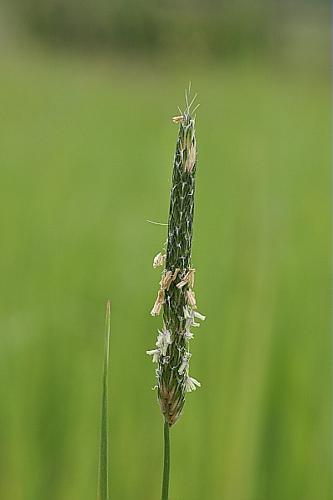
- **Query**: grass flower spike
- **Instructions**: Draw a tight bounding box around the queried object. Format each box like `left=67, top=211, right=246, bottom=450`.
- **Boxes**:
left=148, top=92, right=205, bottom=430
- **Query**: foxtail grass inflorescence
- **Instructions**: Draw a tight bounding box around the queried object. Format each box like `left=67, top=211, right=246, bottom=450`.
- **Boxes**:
left=147, top=91, right=205, bottom=430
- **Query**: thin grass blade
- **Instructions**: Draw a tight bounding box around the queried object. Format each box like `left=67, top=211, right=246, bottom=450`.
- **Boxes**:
left=97, top=300, right=111, bottom=500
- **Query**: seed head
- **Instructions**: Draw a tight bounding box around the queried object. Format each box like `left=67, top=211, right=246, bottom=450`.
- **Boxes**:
left=147, top=96, right=205, bottom=425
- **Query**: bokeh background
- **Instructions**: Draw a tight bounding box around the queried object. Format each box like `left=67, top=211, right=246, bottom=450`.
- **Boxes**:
left=0, top=1, right=331, bottom=499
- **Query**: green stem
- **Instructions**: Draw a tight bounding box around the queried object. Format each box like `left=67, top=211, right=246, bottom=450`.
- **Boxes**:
left=161, top=420, right=170, bottom=500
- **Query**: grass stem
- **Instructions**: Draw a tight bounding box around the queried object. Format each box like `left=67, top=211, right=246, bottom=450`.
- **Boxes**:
left=161, top=420, right=170, bottom=500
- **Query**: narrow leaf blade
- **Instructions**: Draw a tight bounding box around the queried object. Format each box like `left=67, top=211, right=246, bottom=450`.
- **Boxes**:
left=97, top=300, right=111, bottom=500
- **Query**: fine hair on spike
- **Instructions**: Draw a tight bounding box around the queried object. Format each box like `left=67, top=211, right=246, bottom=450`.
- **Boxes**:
left=147, top=220, right=168, bottom=226
left=179, top=83, right=199, bottom=119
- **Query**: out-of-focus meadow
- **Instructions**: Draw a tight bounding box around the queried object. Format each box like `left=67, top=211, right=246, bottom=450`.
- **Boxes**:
left=0, top=1, right=331, bottom=499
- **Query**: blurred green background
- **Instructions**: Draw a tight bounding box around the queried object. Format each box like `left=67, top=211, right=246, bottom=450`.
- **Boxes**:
left=0, top=1, right=331, bottom=499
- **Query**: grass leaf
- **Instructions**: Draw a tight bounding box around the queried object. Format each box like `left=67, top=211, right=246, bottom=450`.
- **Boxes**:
left=97, top=300, right=111, bottom=500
